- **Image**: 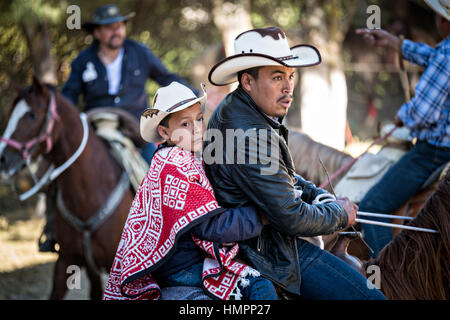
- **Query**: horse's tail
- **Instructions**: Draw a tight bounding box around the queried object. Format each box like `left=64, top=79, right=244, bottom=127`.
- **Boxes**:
left=365, top=171, right=450, bottom=299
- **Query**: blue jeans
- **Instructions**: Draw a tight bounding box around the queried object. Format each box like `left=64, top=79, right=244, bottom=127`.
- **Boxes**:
left=141, top=142, right=157, bottom=164
left=297, top=239, right=386, bottom=300
left=238, top=275, right=278, bottom=300
left=359, top=141, right=450, bottom=257
left=163, top=262, right=203, bottom=287
left=164, top=262, right=278, bottom=300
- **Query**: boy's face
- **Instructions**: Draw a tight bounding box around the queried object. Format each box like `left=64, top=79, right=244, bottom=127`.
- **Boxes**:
left=158, top=103, right=205, bottom=153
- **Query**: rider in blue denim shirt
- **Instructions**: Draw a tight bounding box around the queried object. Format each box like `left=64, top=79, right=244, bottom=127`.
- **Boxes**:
left=62, top=5, right=198, bottom=163
left=62, top=38, right=197, bottom=121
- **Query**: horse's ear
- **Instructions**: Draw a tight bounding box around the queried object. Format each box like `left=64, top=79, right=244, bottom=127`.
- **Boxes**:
left=32, top=75, right=47, bottom=94
left=11, top=80, right=22, bottom=95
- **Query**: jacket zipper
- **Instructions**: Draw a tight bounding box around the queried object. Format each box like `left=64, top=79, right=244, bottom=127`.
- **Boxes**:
left=293, top=236, right=301, bottom=287
left=257, top=234, right=262, bottom=252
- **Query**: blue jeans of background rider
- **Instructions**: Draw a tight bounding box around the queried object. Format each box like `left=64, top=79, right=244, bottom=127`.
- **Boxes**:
left=162, top=261, right=278, bottom=300
left=359, top=140, right=450, bottom=257
left=296, top=239, right=386, bottom=300
left=140, top=142, right=157, bottom=164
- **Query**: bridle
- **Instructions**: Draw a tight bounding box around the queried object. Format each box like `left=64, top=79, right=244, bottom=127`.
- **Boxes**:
left=0, top=93, right=60, bottom=161
left=1, top=92, right=90, bottom=200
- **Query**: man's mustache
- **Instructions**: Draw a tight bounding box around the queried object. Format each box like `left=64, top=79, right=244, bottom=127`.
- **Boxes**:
left=277, top=94, right=293, bottom=102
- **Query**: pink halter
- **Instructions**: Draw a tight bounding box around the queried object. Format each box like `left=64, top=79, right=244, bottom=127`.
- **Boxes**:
left=1, top=93, right=60, bottom=161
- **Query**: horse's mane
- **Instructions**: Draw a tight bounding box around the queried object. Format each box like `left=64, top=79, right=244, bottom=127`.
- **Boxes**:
left=366, top=170, right=450, bottom=300
left=287, top=128, right=353, bottom=189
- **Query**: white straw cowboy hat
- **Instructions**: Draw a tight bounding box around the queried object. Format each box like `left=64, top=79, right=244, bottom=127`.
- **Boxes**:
left=208, top=26, right=322, bottom=86
left=425, top=0, right=450, bottom=20
left=140, top=82, right=206, bottom=143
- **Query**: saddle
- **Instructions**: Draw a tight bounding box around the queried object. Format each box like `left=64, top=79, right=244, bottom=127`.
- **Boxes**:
left=334, top=152, right=397, bottom=203
left=86, top=108, right=149, bottom=192
left=334, top=144, right=449, bottom=203
left=86, top=107, right=146, bottom=148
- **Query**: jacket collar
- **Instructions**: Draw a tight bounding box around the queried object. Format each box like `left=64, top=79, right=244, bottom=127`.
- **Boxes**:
left=235, top=85, right=286, bottom=128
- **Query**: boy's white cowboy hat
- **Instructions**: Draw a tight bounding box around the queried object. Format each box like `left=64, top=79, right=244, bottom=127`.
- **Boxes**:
left=140, top=82, right=206, bottom=143
left=208, top=27, right=321, bottom=86
left=425, top=0, right=450, bottom=20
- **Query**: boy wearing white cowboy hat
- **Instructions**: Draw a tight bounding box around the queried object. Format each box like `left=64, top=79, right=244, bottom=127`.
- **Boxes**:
left=104, top=81, right=278, bottom=300
left=40, top=4, right=196, bottom=253
left=355, top=1, right=450, bottom=257
left=204, top=27, right=386, bottom=299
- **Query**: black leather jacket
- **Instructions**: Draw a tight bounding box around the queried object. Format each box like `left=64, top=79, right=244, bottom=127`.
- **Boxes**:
left=204, top=86, right=348, bottom=295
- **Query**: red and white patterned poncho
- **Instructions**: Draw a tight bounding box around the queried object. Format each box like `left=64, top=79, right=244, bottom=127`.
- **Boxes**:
left=103, top=146, right=259, bottom=300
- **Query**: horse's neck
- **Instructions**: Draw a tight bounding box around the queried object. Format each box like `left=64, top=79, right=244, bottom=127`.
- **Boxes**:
left=289, top=130, right=353, bottom=187
left=48, top=104, right=87, bottom=169
left=47, top=95, right=121, bottom=217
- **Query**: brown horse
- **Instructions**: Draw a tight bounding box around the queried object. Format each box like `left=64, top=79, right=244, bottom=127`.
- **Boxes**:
left=364, top=170, right=450, bottom=299
left=287, top=128, right=441, bottom=259
left=288, top=129, right=353, bottom=190
left=0, top=78, right=134, bottom=299
left=288, top=129, right=449, bottom=299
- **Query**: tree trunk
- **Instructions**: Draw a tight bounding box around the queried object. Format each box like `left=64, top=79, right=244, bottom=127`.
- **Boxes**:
left=296, top=1, right=358, bottom=151
left=197, top=0, right=253, bottom=124
left=212, top=0, right=253, bottom=57
left=300, top=41, right=348, bottom=150
left=22, top=21, right=57, bottom=85
left=212, top=0, right=252, bottom=93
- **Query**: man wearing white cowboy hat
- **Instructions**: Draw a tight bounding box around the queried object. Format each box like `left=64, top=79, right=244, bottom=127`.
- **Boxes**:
left=355, top=1, right=450, bottom=257
left=204, top=26, right=386, bottom=299
left=103, top=81, right=279, bottom=300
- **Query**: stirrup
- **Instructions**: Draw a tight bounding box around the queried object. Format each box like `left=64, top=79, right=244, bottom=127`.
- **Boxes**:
left=38, top=232, right=58, bottom=253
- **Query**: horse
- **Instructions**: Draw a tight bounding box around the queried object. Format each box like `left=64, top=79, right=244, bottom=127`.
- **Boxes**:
left=0, top=77, right=134, bottom=299
left=289, top=128, right=449, bottom=299
left=287, top=128, right=443, bottom=260
left=288, top=128, right=353, bottom=190
left=363, top=170, right=450, bottom=299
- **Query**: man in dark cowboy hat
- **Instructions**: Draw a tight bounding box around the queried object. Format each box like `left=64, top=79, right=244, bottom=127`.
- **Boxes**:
left=62, top=4, right=198, bottom=163
left=204, top=26, right=386, bottom=299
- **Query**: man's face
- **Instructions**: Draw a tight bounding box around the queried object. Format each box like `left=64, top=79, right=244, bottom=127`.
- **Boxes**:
left=435, top=14, right=450, bottom=39
left=242, top=65, right=296, bottom=118
left=93, top=21, right=126, bottom=50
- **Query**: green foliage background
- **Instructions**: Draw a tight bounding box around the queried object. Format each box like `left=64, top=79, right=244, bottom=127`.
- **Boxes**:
left=0, top=0, right=439, bottom=136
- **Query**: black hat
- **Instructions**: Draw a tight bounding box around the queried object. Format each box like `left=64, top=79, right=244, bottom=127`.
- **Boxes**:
left=82, top=5, right=135, bottom=32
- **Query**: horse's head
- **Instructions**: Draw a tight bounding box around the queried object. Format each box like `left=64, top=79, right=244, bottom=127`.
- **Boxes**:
left=0, top=77, right=60, bottom=180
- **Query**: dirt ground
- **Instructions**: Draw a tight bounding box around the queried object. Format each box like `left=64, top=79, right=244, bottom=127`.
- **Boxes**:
left=0, top=187, right=108, bottom=300
left=0, top=141, right=377, bottom=300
